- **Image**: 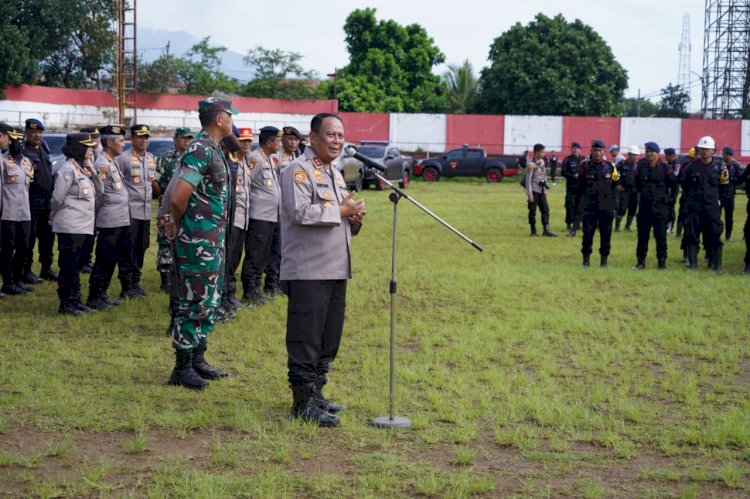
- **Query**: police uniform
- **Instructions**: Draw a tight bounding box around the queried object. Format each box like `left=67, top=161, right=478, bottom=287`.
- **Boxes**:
left=525, top=147, right=555, bottom=237
left=241, top=135, right=282, bottom=303
left=1, top=128, right=34, bottom=295
left=719, top=149, right=742, bottom=241
left=280, top=145, right=361, bottom=426
left=615, top=157, right=639, bottom=231
left=575, top=140, right=620, bottom=267
left=115, top=124, right=156, bottom=296
left=51, top=133, right=102, bottom=315
left=278, top=126, right=302, bottom=168
left=737, top=165, right=750, bottom=273
left=86, top=125, right=133, bottom=309
left=22, top=118, right=56, bottom=282
left=633, top=143, right=676, bottom=269
left=663, top=148, right=680, bottom=233
left=681, top=155, right=724, bottom=271
left=224, top=150, right=252, bottom=308
left=561, top=144, right=584, bottom=235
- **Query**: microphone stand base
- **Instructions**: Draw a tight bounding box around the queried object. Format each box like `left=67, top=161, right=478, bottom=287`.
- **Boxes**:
left=372, top=416, right=412, bottom=429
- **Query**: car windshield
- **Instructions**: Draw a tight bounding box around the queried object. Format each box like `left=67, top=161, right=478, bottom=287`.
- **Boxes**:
left=358, top=146, right=385, bottom=158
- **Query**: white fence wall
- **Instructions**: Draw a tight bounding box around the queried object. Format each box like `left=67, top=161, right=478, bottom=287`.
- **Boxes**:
left=504, top=115, right=563, bottom=155
left=389, top=113, right=446, bottom=153
left=620, top=118, right=682, bottom=152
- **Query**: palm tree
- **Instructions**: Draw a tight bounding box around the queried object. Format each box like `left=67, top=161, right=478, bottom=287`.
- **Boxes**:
left=442, top=59, right=479, bottom=114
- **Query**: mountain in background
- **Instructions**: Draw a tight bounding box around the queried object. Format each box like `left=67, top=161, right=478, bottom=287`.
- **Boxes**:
left=138, top=27, right=253, bottom=82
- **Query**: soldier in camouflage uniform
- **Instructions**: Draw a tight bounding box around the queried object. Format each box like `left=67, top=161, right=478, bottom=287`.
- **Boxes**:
left=166, top=97, right=236, bottom=390
left=155, top=127, right=193, bottom=292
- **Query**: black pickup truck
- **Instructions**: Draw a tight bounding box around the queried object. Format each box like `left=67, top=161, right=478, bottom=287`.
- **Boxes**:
left=414, top=146, right=519, bottom=182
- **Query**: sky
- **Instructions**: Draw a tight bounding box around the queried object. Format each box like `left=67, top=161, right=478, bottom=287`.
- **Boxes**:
left=138, top=0, right=707, bottom=110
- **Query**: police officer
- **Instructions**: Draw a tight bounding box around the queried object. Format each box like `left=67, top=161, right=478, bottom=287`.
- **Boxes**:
left=561, top=141, right=584, bottom=236
left=719, top=147, right=742, bottom=242
left=155, top=127, right=194, bottom=292
left=278, top=126, right=301, bottom=168
left=166, top=97, right=236, bottom=390
left=609, top=144, right=625, bottom=165
left=241, top=126, right=282, bottom=304
left=1, top=126, right=35, bottom=295
left=737, top=164, right=750, bottom=274
left=615, top=146, right=639, bottom=232
left=681, top=136, right=724, bottom=273
left=78, top=127, right=102, bottom=274
left=51, top=133, right=102, bottom=315
left=575, top=140, right=620, bottom=268
left=115, top=124, right=158, bottom=297
left=525, top=143, right=556, bottom=237
left=663, top=148, right=679, bottom=234
left=22, top=118, right=56, bottom=283
left=549, top=153, right=558, bottom=184
left=632, top=142, right=676, bottom=270
left=86, top=125, right=132, bottom=309
left=280, top=112, right=365, bottom=427
left=0, top=123, right=7, bottom=298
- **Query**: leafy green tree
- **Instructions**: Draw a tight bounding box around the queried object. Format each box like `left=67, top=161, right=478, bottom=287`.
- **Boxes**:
left=476, top=13, right=628, bottom=116
left=241, top=46, right=325, bottom=99
left=138, top=54, right=181, bottom=94
left=0, top=4, right=35, bottom=97
left=443, top=59, right=478, bottom=114
left=334, top=8, right=447, bottom=112
left=656, top=83, right=690, bottom=118
left=174, top=37, right=239, bottom=95
left=619, top=97, right=659, bottom=117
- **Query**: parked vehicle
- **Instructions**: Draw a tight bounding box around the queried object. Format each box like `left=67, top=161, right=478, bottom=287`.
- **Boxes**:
left=335, top=142, right=366, bottom=191
left=355, top=141, right=414, bottom=189
left=414, top=146, right=519, bottom=182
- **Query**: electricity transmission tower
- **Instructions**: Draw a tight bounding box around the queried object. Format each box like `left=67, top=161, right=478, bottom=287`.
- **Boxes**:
left=677, top=13, right=692, bottom=106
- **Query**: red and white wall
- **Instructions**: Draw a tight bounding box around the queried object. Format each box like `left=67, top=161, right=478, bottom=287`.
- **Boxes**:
left=3, top=84, right=750, bottom=161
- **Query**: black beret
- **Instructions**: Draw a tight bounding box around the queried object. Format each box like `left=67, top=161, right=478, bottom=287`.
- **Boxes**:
left=591, top=139, right=606, bottom=149
left=664, top=148, right=676, bottom=155
left=25, top=118, right=45, bottom=131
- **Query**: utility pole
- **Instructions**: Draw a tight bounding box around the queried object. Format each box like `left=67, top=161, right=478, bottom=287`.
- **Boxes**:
left=115, top=0, right=137, bottom=125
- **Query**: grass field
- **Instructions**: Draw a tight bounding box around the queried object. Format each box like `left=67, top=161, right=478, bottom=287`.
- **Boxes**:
left=1, top=179, right=749, bottom=498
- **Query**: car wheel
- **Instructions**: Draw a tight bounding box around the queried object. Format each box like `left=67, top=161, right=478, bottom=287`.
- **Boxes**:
left=399, top=170, right=410, bottom=189
left=354, top=170, right=364, bottom=192
left=422, top=166, right=439, bottom=182
left=485, top=167, right=503, bottom=183
left=375, top=178, right=386, bottom=190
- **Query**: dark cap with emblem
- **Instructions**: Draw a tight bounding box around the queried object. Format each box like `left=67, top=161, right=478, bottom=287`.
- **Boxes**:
left=25, top=118, right=45, bottom=131
left=571, top=141, right=582, bottom=149
left=592, top=139, right=606, bottom=149
left=81, top=126, right=101, bottom=138
left=282, top=126, right=302, bottom=139
left=259, top=126, right=283, bottom=141
left=664, top=147, right=676, bottom=155
left=66, top=132, right=98, bottom=147
left=100, top=125, right=126, bottom=136
left=6, top=125, right=24, bottom=141
left=0, top=122, right=17, bottom=135
left=644, top=141, right=661, bottom=153
left=198, top=96, right=239, bottom=115
left=175, top=127, right=193, bottom=138
left=723, top=146, right=734, bottom=156
left=130, top=124, right=151, bottom=137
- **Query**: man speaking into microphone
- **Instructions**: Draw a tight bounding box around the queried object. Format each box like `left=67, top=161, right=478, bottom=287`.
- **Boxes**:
left=279, top=113, right=365, bottom=427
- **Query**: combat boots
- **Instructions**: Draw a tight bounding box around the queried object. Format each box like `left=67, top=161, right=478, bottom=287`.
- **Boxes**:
left=625, top=216, right=634, bottom=232
left=615, top=216, right=622, bottom=232
left=58, top=301, right=83, bottom=316
left=40, top=267, right=58, bottom=281
left=600, top=255, right=609, bottom=268
left=542, top=225, right=557, bottom=237
left=168, top=349, right=207, bottom=390
left=658, top=258, right=667, bottom=270
left=192, top=343, right=228, bottom=380
left=86, top=294, right=113, bottom=311
left=714, top=247, right=723, bottom=274
left=743, top=264, right=750, bottom=275
left=529, top=224, right=538, bottom=237
left=582, top=254, right=590, bottom=268
left=159, top=272, right=170, bottom=293
left=22, top=272, right=43, bottom=284
left=290, top=384, right=339, bottom=427
left=675, top=222, right=683, bottom=238
left=632, top=259, right=645, bottom=270
left=313, top=376, right=347, bottom=413
left=687, top=246, right=698, bottom=271
left=242, top=287, right=268, bottom=305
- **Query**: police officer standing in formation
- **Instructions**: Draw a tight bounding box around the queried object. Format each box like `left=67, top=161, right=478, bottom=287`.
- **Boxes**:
left=609, top=144, right=625, bottom=165
left=549, top=152, right=558, bottom=184
left=155, top=127, right=193, bottom=292
left=115, top=124, right=158, bottom=298
left=241, top=126, right=282, bottom=304
left=575, top=140, right=619, bottom=268
left=86, top=125, right=131, bottom=310
left=1, top=126, right=35, bottom=295
left=632, top=142, right=676, bottom=270
left=719, top=146, right=742, bottom=242
left=280, top=112, right=365, bottom=426
left=737, top=164, right=750, bottom=274
left=78, top=126, right=102, bottom=274
left=22, top=118, right=56, bottom=283
left=525, top=143, right=556, bottom=237
left=278, top=126, right=302, bottom=168
left=663, top=148, right=679, bottom=234
left=615, top=145, right=639, bottom=232
left=223, top=127, right=253, bottom=311
left=681, top=136, right=724, bottom=273
left=51, top=133, right=102, bottom=315
left=166, top=97, right=236, bottom=390
left=561, top=141, right=584, bottom=236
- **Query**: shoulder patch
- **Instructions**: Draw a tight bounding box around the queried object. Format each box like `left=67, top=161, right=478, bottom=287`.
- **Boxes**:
left=250, top=157, right=259, bottom=169
left=63, top=172, right=73, bottom=183
left=293, top=169, right=307, bottom=184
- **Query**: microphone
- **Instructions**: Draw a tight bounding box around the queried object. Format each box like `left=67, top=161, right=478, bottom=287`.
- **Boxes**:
left=345, top=146, right=386, bottom=172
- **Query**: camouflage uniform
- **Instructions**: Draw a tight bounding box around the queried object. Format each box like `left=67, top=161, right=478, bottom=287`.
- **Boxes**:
left=170, top=129, right=230, bottom=350
left=155, top=147, right=182, bottom=276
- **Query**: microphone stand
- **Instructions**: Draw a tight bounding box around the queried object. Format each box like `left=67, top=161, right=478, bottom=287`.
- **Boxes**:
left=368, top=167, right=483, bottom=429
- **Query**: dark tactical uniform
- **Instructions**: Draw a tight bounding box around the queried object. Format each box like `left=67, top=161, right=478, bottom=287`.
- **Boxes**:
left=665, top=156, right=680, bottom=231
left=615, top=158, right=639, bottom=231
left=155, top=145, right=184, bottom=285
left=737, top=165, right=750, bottom=273
left=561, top=152, right=584, bottom=233
left=1, top=145, right=34, bottom=294
left=549, top=154, right=558, bottom=183
left=23, top=122, right=55, bottom=281
left=681, top=157, right=724, bottom=271
left=719, top=158, right=742, bottom=241
left=634, top=158, right=676, bottom=268
left=575, top=158, right=619, bottom=266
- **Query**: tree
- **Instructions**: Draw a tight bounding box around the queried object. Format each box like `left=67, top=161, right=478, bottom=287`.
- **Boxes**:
left=334, top=8, right=447, bottom=113
left=138, top=54, right=182, bottom=94
left=443, top=59, right=479, bottom=114
left=173, top=37, right=239, bottom=95
left=620, top=97, right=659, bottom=117
left=0, top=3, right=35, bottom=97
left=656, top=83, right=690, bottom=118
left=476, top=13, right=628, bottom=116
left=241, top=46, right=325, bottom=100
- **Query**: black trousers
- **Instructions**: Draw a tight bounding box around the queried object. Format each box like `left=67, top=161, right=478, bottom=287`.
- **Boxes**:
left=581, top=209, right=614, bottom=257
left=224, top=225, right=246, bottom=298
left=616, top=189, right=638, bottom=219
left=89, top=226, right=133, bottom=297
left=127, top=219, right=150, bottom=283
left=263, top=222, right=281, bottom=290
left=57, top=233, right=91, bottom=305
left=527, top=192, right=550, bottom=227
left=25, top=208, right=54, bottom=272
left=636, top=204, right=669, bottom=261
left=565, top=189, right=578, bottom=226
left=1, top=220, right=32, bottom=285
left=286, top=279, right=347, bottom=386
left=684, top=204, right=723, bottom=256
left=744, top=197, right=750, bottom=265
left=720, top=195, right=735, bottom=239
left=241, top=219, right=276, bottom=291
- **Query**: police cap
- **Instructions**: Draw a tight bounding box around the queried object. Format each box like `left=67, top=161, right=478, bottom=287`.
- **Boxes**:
left=100, top=125, right=126, bottom=136
left=130, top=124, right=151, bottom=137
left=723, top=146, right=734, bottom=156
left=664, top=148, right=676, bottom=155
left=571, top=141, right=582, bottom=149
left=282, top=126, right=302, bottom=139
left=591, top=140, right=606, bottom=149
left=25, top=118, right=45, bottom=131
left=644, top=141, right=660, bottom=153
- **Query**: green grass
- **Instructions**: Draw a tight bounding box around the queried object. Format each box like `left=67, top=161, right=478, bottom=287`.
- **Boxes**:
left=1, top=179, right=749, bottom=496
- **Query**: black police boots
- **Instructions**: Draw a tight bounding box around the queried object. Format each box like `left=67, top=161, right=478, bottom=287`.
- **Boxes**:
left=313, top=376, right=347, bottom=413
left=582, top=254, right=591, bottom=268
left=242, top=287, right=268, bottom=305
left=192, top=343, right=228, bottom=380
left=22, top=272, right=43, bottom=284
left=600, top=255, right=609, bottom=268
left=290, top=384, right=339, bottom=427
left=744, top=264, right=750, bottom=275
left=625, top=216, right=634, bottom=232
left=632, top=259, right=646, bottom=270
left=529, top=224, right=538, bottom=237
left=40, top=267, right=58, bottom=281
left=658, top=258, right=667, bottom=270
left=168, top=349, right=207, bottom=390
left=542, top=225, right=557, bottom=237
left=58, top=301, right=83, bottom=316
left=714, top=247, right=723, bottom=274
left=615, top=216, right=622, bottom=232
left=687, top=246, right=698, bottom=271
left=159, top=272, right=170, bottom=293
left=86, top=293, right=113, bottom=311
